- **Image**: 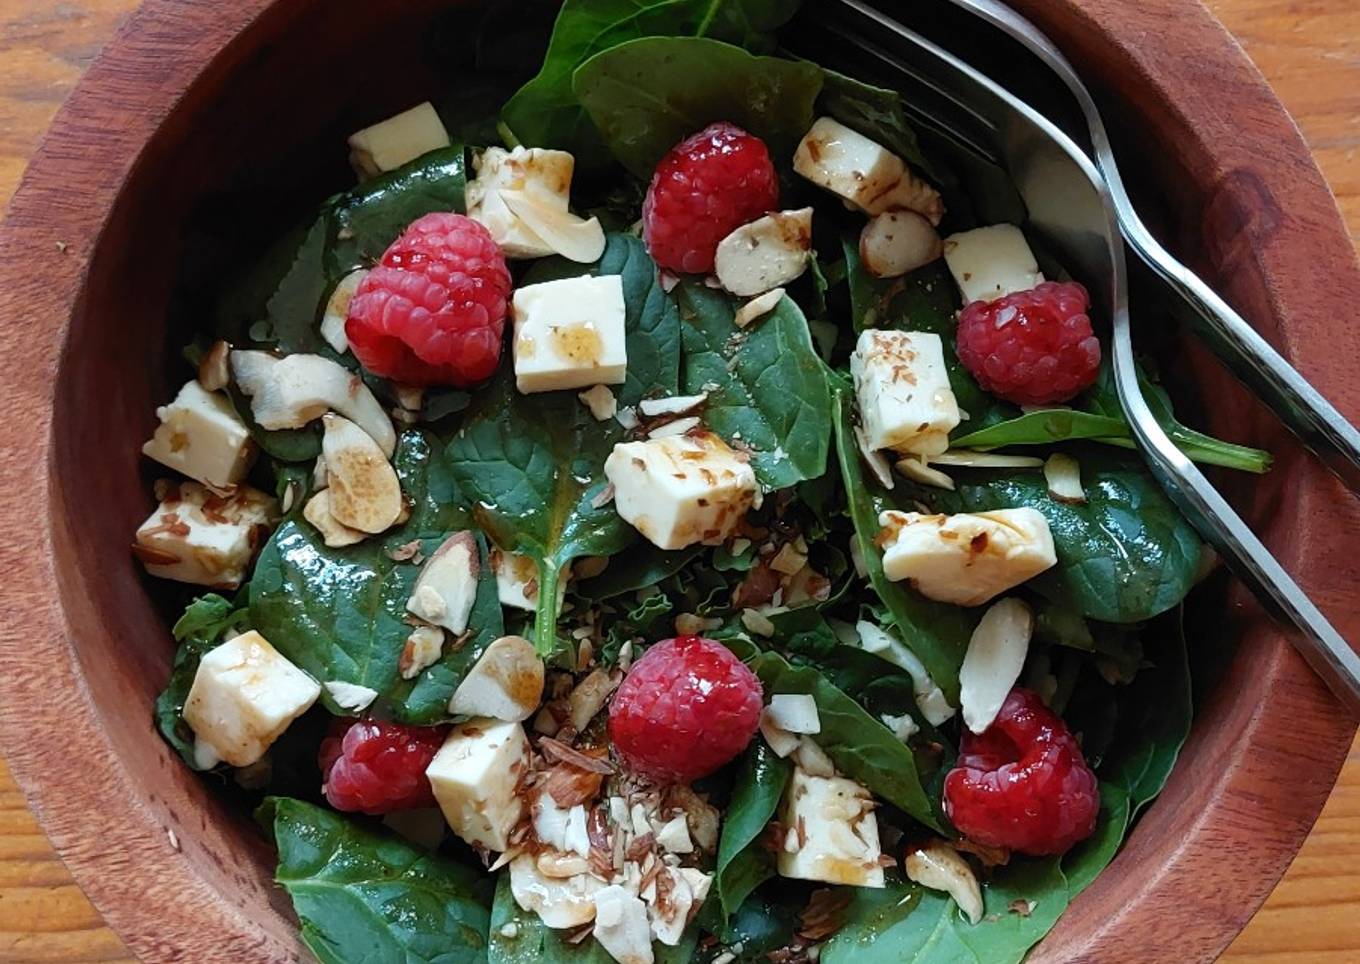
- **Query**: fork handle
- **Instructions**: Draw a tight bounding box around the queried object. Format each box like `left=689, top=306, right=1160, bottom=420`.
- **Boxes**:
left=1127, top=221, right=1360, bottom=494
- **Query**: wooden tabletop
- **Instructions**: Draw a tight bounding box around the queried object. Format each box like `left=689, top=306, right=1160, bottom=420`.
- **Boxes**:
left=1, top=0, right=1358, bottom=960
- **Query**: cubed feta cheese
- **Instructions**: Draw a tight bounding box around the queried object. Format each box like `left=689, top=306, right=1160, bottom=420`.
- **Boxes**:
left=134, top=480, right=276, bottom=588
left=942, top=224, right=1044, bottom=306
left=794, top=117, right=943, bottom=222
left=142, top=380, right=255, bottom=489
left=182, top=630, right=321, bottom=768
left=426, top=718, right=527, bottom=851
left=877, top=508, right=1057, bottom=606
left=851, top=329, right=960, bottom=457
left=776, top=768, right=885, bottom=888
left=347, top=102, right=450, bottom=178
left=512, top=275, right=627, bottom=393
left=604, top=431, right=758, bottom=551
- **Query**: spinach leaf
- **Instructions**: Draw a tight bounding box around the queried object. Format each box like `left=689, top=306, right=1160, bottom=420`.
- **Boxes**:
left=575, top=543, right=703, bottom=600
left=264, top=797, right=492, bottom=964
left=155, top=593, right=251, bottom=768
left=832, top=386, right=974, bottom=703
left=488, top=874, right=696, bottom=964
left=678, top=284, right=833, bottom=490
left=715, top=741, right=793, bottom=922
left=222, top=147, right=466, bottom=355
left=750, top=651, right=941, bottom=832
left=914, top=451, right=1202, bottom=623
left=573, top=36, right=823, bottom=179
left=818, top=69, right=937, bottom=180
left=501, top=0, right=802, bottom=171
left=1061, top=782, right=1131, bottom=897
left=250, top=432, right=501, bottom=723
left=446, top=235, right=678, bottom=654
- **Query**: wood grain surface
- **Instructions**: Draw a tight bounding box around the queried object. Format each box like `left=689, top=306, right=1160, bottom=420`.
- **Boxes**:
left=0, top=0, right=1357, bottom=961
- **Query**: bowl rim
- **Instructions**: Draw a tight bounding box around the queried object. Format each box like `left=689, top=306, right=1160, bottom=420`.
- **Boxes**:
left=0, top=0, right=1357, bottom=961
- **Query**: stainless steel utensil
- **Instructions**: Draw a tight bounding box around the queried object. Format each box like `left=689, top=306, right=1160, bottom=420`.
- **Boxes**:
left=942, top=0, right=1360, bottom=494
left=807, top=0, right=1360, bottom=716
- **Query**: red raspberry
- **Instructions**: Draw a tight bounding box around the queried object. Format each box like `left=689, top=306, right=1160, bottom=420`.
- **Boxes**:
left=955, top=281, right=1101, bottom=406
left=319, top=719, right=448, bottom=815
left=608, top=635, right=763, bottom=783
left=943, top=688, right=1099, bottom=856
left=346, top=212, right=512, bottom=386
left=642, top=122, right=779, bottom=275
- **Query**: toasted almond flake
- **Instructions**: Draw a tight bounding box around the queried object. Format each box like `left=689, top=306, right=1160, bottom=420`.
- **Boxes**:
left=1043, top=452, right=1086, bottom=504
left=769, top=542, right=808, bottom=576
left=590, top=483, right=615, bottom=509
left=639, top=393, right=708, bottom=417
left=197, top=340, right=231, bottom=392
left=959, top=598, right=1032, bottom=734
left=904, top=840, right=984, bottom=924
left=648, top=415, right=701, bottom=439
left=928, top=450, right=1044, bottom=469
left=734, top=287, right=786, bottom=329
left=853, top=424, right=895, bottom=489
left=578, top=384, right=617, bottom=421
left=894, top=455, right=955, bottom=490
left=741, top=608, right=776, bottom=638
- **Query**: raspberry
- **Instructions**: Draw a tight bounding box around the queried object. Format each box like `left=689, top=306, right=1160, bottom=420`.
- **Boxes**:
left=943, top=688, right=1099, bottom=856
left=346, top=212, right=512, bottom=386
left=608, top=635, right=763, bottom=783
left=319, top=719, right=447, bottom=815
left=955, top=281, right=1101, bottom=406
left=642, top=122, right=779, bottom=275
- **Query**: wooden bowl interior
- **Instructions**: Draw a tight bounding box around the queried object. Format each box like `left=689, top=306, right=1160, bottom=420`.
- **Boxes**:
left=15, top=0, right=1359, bottom=960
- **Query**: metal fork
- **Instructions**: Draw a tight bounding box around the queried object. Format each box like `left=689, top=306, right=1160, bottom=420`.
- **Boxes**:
left=802, top=0, right=1360, bottom=716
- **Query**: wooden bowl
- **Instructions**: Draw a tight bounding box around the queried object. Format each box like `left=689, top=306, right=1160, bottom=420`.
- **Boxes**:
left=0, top=0, right=1357, bottom=960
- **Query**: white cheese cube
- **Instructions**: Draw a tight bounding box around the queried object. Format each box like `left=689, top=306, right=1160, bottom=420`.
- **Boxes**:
left=794, top=117, right=943, bottom=222
left=426, top=719, right=527, bottom=851
left=347, top=102, right=450, bottom=178
left=182, top=630, right=321, bottom=768
left=878, top=508, right=1057, bottom=606
left=134, top=480, right=276, bottom=588
left=604, top=431, right=758, bottom=551
left=319, top=269, right=367, bottom=354
left=776, top=768, right=885, bottom=888
left=512, top=275, right=627, bottom=394
left=467, top=146, right=574, bottom=260
left=142, top=380, right=255, bottom=489
left=850, top=329, right=960, bottom=457
left=943, top=224, right=1044, bottom=306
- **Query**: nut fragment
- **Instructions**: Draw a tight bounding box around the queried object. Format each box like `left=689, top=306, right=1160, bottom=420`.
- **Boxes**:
left=303, top=490, right=366, bottom=548
left=322, top=413, right=404, bottom=534
left=448, top=635, right=545, bottom=722
left=197, top=340, right=231, bottom=392
left=733, top=287, right=785, bottom=329
left=1044, top=452, right=1086, bottom=504
left=904, top=840, right=984, bottom=924
left=714, top=208, right=813, bottom=297
left=400, top=625, right=445, bottom=679
left=407, top=531, right=480, bottom=633
left=959, top=598, right=1032, bottom=734
left=568, top=668, right=620, bottom=732
left=860, top=210, right=942, bottom=278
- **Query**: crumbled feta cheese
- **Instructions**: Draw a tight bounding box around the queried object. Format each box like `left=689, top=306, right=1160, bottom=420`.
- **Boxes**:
left=877, top=508, right=1057, bottom=606
left=654, top=815, right=694, bottom=855
left=794, top=117, right=943, bottom=222
left=942, top=224, right=1043, bottom=306
left=776, top=768, right=885, bottom=888
left=142, top=380, right=255, bottom=489
left=512, top=275, right=628, bottom=393
left=881, top=712, right=920, bottom=743
left=604, top=431, right=758, bottom=550
left=959, top=598, right=1032, bottom=733
left=134, top=480, right=276, bottom=588
left=850, top=329, right=960, bottom=457
left=713, top=208, right=812, bottom=297
left=448, top=635, right=544, bottom=722
left=319, top=269, right=368, bottom=354
left=182, top=630, right=320, bottom=768
left=579, top=384, right=618, bottom=421
left=347, top=102, right=450, bottom=178
left=426, top=718, right=527, bottom=851
left=767, top=694, right=821, bottom=734
left=323, top=680, right=378, bottom=713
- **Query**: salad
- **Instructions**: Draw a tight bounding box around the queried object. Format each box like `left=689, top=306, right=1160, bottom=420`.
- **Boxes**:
left=134, top=3, right=1273, bottom=962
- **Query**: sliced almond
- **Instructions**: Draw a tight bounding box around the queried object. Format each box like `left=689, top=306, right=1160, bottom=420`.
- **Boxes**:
left=638, top=393, right=707, bottom=418
left=759, top=709, right=801, bottom=757
left=323, top=680, right=378, bottom=713
left=197, top=340, right=231, bottom=392
left=579, top=384, right=617, bottom=421
left=499, top=189, right=606, bottom=264
left=592, top=886, right=653, bottom=964
left=231, top=350, right=395, bottom=456
left=959, top=598, right=1032, bottom=734
left=646, top=416, right=700, bottom=439
left=895, top=456, right=955, bottom=491
left=929, top=450, right=1044, bottom=469
left=767, top=694, right=820, bottom=734
left=448, top=635, right=544, bottom=722
left=904, top=840, right=984, bottom=924
left=854, top=424, right=895, bottom=489
left=303, top=489, right=366, bottom=547
left=792, top=736, right=836, bottom=778
left=568, top=668, right=620, bottom=732
left=509, top=854, right=602, bottom=929
left=1044, top=452, right=1086, bottom=504
left=400, top=625, right=445, bottom=679
left=407, top=531, right=479, bottom=633
left=734, top=287, right=785, bottom=329
left=860, top=210, right=943, bottom=278
left=322, top=413, right=404, bottom=534
left=714, top=208, right=813, bottom=297
left=320, top=269, right=368, bottom=355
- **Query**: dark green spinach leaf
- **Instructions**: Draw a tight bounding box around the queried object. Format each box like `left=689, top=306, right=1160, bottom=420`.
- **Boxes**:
left=574, top=36, right=823, bottom=179
left=264, top=797, right=492, bottom=964
left=155, top=593, right=252, bottom=768
left=818, top=69, right=936, bottom=180
left=679, top=284, right=833, bottom=490
left=715, top=741, right=793, bottom=922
